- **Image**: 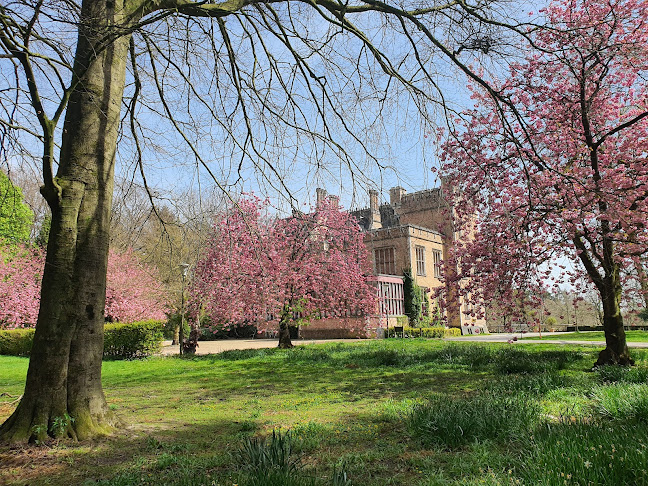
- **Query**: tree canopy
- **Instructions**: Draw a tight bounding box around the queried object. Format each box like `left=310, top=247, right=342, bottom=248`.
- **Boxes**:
left=0, top=245, right=168, bottom=329
left=0, top=171, right=33, bottom=243
left=192, top=196, right=376, bottom=347
left=439, top=0, right=648, bottom=365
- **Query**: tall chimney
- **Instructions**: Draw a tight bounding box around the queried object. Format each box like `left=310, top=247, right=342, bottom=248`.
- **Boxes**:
left=369, top=189, right=382, bottom=229
left=316, top=188, right=327, bottom=208
left=390, top=186, right=406, bottom=206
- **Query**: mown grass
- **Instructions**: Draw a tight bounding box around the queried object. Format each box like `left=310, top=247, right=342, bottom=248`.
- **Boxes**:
left=524, top=330, right=648, bottom=342
left=1, top=340, right=648, bottom=485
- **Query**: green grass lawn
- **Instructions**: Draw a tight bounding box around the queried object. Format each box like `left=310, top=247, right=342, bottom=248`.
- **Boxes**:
left=524, top=330, right=648, bottom=342
left=2, top=340, right=648, bottom=485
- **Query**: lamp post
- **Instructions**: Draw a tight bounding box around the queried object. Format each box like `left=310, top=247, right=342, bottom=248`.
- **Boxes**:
left=179, top=263, right=190, bottom=355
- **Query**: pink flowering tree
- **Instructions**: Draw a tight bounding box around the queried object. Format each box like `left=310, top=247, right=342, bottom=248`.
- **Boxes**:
left=0, top=245, right=167, bottom=329
left=0, top=244, right=43, bottom=329
left=440, top=0, right=648, bottom=365
left=105, top=248, right=168, bottom=323
left=192, top=196, right=376, bottom=348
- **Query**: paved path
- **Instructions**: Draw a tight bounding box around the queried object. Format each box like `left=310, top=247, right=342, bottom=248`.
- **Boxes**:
left=159, top=338, right=367, bottom=356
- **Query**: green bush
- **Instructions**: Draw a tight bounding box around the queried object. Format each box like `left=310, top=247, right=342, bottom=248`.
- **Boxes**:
left=103, top=320, right=165, bottom=359
left=385, top=326, right=460, bottom=338
left=0, top=328, right=35, bottom=356
left=1, top=321, right=164, bottom=359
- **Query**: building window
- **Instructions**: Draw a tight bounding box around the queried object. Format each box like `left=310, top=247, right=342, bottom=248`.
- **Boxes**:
left=415, top=246, right=426, bottom=276
left=375, top=247, right=396, bottom=275
left=378, top=279, right=404, bottom=316
left=432, top=249, right=442, bottom=279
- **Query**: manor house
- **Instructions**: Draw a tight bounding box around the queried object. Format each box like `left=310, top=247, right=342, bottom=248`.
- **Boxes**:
left=300, top=185, right=487, bottom=338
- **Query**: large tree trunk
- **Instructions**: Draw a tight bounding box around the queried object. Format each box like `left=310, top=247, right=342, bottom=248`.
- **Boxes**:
left=277, top=321, right=294, bottom=349
left=0, top=1, right=132, bottom=443
left=595, top=267, right=633, bottom=367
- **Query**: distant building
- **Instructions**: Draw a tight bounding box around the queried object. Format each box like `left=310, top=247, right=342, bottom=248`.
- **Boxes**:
left=349, top=184, right=487, bottom=334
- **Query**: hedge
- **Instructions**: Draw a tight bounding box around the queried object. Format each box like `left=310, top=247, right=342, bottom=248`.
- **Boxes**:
left=385, top=326, right=462, bottom=338
left=0, top=328, right=35, bottom=356
left=0, top=320, right=165, bottom=359
left=102, top=320, right=165, bottom=359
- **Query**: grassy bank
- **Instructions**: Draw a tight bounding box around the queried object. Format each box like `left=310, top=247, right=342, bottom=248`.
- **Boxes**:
left=2, top=341, right=648, bottom=485
left=524, top=330, right=648, bottom=342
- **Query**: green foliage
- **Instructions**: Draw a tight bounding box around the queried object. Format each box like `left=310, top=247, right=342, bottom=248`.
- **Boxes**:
left=0, top=328, right=34, bottom=356
left=639, top=308, right=648, bottom=322
left=385, top=326, right=460, bottom=338
left=234, top=430, right=312, bottom=485
left=1, top=320, right=166, bottom=358
left=408, top=392, right=540, bottom=448
left=597, top=364, right=648, bottom=384
left=402, top=268, right=427, bottom=326
left=0, top=171, right=33, bottom=244
left=493, top=347, right=581, bottom=374
left=103, top=320, right=165, bottom=359
left=163, top=312, right=190, bottom=340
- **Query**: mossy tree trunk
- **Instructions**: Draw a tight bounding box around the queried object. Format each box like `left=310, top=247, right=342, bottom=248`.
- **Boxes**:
left=0, top=0, right=134, bottom=443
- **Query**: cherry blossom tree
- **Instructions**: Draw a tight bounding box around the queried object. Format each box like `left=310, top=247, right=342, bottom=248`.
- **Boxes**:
left=0, top=244, right=42, bottom=329
left=0, top=245, right=167, bottom=329
left=105, top=248, right=169, bottom=323
left=440, top=0, right=648, bottom=365
left=192, top=196, right=376, bottom=348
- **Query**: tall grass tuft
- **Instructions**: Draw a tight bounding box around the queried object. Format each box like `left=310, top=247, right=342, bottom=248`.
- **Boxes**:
left=493, top=347, right=581, bottom=374
left=235, top=429, right=301, bottom=475
left=485, top=372, right=571, bottom=396
left=519, top=421, right=648, bottom=485
left=597, top=364, right=648, bottom=384
left=408, top=392, right=540, bottom=448
left=590, top=383, right=648, bottom=422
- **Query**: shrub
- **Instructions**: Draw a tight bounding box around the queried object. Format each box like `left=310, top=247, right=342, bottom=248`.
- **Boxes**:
left=1, top=321, right=164, bottom=358
left=0, top=328, right=35, bottom=356
left=385, top=326, right=460, bottom=338
left=103, top=320, right=165, bottom=359
left=163, top=312, right=190, bottom=340
left=199, top=322, right=258, bottom=340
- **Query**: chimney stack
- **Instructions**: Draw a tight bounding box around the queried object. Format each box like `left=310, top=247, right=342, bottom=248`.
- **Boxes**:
left=390, top=186, right=406, bottom=206
left=316, top=188, right=327, bottom=208
left=369, top=189, right=382, bottom=229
